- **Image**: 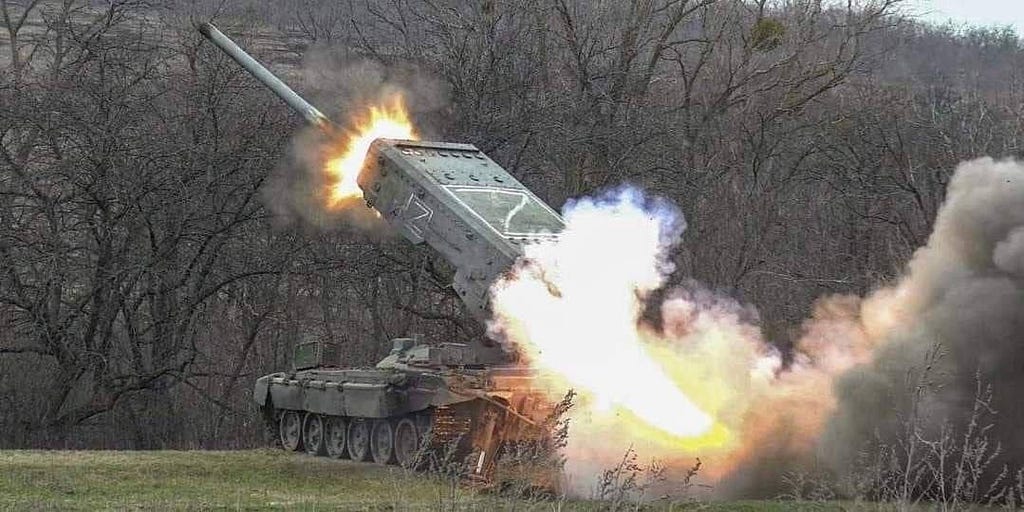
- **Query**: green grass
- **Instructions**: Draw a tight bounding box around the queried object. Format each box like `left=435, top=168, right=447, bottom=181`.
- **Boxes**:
left=0, top=450, right=861, bottom=511
left=0, top=450, right=458, bottom=510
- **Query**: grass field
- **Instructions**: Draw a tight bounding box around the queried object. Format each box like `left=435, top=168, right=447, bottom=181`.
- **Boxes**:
left=0, top=450, right=856, bottom=511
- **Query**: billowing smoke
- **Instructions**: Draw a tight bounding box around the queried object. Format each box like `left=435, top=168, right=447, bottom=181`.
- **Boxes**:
left=488, top=158, right=1024, bottom=498
left=819, top=157, right=1024, bottom=486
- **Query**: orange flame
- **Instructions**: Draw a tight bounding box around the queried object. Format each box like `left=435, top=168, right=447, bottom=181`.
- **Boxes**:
left=325, top=95, right=417, bottom=207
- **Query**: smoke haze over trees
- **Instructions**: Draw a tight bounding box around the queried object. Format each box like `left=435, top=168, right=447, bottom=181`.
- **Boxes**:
left=2, top=0, right=1023, bottom=498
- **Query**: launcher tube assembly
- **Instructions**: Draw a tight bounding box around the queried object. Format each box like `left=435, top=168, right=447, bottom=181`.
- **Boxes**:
left=197, top=22, right=565, bottom=317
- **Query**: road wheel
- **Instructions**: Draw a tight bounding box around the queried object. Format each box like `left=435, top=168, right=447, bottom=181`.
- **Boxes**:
left=279, top=411, right=303, bottom=452
left=371, top=419, right=396, bottom=465
left=394, top=417, right=420, bottom=468
left=302, top=413, right=326, bottom=456
left=348, top=418, right=371, bottom=461
left=324, top=417, right=348, bottom=459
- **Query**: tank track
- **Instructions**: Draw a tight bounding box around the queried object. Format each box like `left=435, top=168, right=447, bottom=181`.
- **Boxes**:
left=264, top=400, right=512, bottom=477
left=266, top=406, right=447, bottom=467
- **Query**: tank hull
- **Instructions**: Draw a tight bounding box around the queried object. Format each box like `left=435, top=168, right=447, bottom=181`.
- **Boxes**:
left=255, top=364, right=553, bottom=477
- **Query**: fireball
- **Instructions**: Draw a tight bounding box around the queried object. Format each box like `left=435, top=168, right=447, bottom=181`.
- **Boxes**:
left=325, top=95, right=417, bottom=206
left=490, top=188, right=719, bottom=442
left=489, top=186, right=879, bottom=487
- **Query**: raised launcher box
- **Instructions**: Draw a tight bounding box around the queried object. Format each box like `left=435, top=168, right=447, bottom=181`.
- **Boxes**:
left=358, top=139, right=565, bottom=317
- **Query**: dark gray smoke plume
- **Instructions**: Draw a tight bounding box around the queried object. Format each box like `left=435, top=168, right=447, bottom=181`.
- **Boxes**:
left=821, top=157, right=1024, bottom=484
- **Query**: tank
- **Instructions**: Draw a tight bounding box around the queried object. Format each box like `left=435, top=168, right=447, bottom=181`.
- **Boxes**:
left=198, top=23, right=564, bottom=475
left=255, top=339, right=553, bottom=472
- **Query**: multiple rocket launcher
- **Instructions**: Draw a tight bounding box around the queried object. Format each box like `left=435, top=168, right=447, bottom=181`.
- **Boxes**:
left=199, top=24, right=565, bottom=473
left=198, top=23, right=564, bottom=317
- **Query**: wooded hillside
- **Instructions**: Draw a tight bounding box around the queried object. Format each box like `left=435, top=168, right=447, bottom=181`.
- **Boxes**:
left=2, top=0, right=1021, bottom=450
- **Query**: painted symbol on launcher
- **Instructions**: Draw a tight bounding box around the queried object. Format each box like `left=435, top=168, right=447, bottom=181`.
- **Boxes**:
left=401, top=193, right=433, bottom=238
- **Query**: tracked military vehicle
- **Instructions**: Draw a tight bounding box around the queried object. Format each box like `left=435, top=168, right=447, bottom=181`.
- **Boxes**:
left=198, top=23, right=564, bottom=475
